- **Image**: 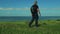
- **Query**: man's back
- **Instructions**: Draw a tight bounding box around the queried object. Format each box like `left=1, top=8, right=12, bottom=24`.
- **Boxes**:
left=31, top=4, right=38, bottom=15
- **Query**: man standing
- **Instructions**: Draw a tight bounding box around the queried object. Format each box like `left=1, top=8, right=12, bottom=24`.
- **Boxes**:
left=29, top=1, right=40, bottom=27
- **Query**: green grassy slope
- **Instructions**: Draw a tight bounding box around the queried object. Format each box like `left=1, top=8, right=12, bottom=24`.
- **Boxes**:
left=0, top=20, right=60, bottom=34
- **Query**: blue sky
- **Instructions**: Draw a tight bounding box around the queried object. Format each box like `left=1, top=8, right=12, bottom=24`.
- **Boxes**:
left=0, top=0, right=60, bottom=16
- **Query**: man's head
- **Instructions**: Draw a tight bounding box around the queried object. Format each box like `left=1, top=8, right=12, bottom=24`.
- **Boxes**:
left=34, top=1, right=37, bottom=5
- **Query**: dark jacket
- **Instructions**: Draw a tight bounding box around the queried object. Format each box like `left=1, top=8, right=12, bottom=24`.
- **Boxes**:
left=30, top=4, right=39, bottom=16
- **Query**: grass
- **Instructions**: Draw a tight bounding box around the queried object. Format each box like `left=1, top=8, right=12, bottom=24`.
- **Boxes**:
left=0, top=20, right=60, bottom=34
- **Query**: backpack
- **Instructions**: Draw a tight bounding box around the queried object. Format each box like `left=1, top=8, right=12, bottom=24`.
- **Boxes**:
left=30, top=6, right=34, bottom=14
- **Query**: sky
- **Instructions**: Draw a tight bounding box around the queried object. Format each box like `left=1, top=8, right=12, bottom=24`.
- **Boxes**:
left=0, top=0, right=60, bottom=16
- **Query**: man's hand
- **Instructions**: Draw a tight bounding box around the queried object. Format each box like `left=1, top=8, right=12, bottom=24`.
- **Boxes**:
left=38, top=11, right=41, bottom=17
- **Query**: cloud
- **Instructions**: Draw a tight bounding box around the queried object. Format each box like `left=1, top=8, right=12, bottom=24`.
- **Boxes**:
left=0, top=8, right=13, bottom=10
left=41, top=8, right=60, bottom=10
left=0, top=8, right=30, bottom=10
left=0, top=8, right=60, bottom=10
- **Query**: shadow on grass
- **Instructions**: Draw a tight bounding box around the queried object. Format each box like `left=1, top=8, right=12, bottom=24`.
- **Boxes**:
left=56, top=19, right=60, bottom=21
left=31, top=24, right=41, bottom=27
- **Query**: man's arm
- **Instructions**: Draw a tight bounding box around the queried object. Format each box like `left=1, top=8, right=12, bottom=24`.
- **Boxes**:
left=37, top=9, right=40, bottom=14
left=36, top=5, right=41, bottom=16
left=37, top=8, right=41, bottom=16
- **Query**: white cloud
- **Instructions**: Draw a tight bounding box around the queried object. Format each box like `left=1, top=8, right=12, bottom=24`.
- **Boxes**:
left=41, top=8, right=60, bottom=10
left=0, top=8, right=30, bottom=10
left=0, top=8, right=60, bottom=10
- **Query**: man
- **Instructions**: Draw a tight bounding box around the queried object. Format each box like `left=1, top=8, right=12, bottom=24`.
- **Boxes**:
left=29, top=1, right=41, bottom=27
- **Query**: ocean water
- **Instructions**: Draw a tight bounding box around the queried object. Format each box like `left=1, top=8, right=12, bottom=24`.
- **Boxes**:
left=0, top=16, right=60, bottom=21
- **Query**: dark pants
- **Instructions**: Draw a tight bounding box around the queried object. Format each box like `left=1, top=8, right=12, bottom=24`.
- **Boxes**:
left=29, top=14, right=39, bottom=27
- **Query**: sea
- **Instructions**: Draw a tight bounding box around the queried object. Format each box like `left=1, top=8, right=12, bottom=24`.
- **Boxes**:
left=0, top=16, right=60, bottom=21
